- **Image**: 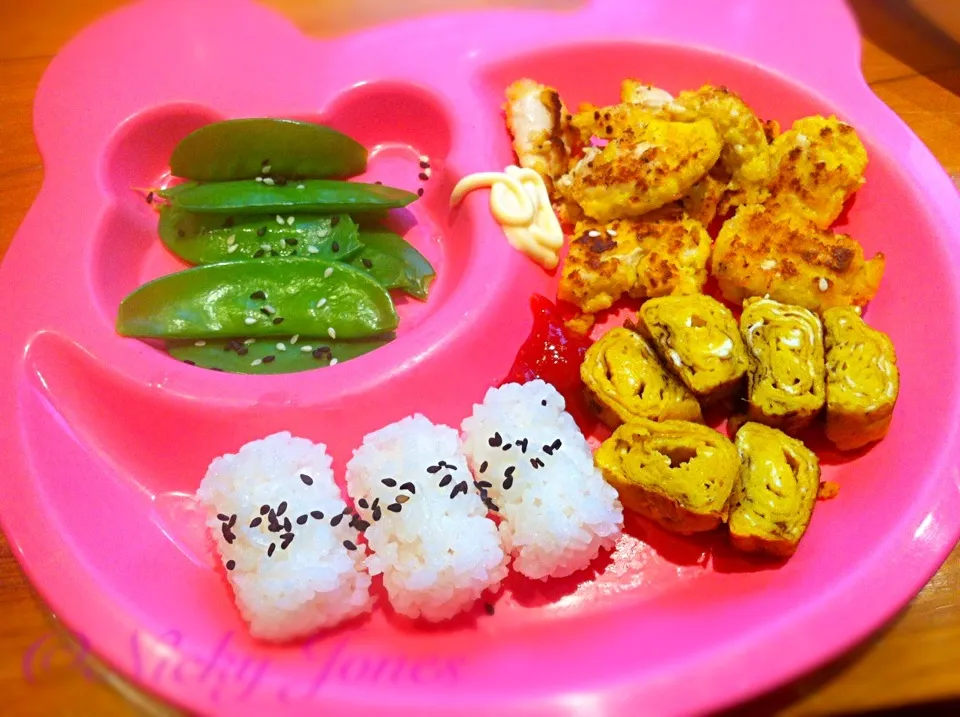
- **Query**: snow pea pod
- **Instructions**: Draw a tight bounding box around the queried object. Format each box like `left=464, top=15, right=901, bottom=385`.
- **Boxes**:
left=171, top=180, right=417, bottom=215
left=157, top=205, right=363, bottom=265
left=167, top=335, right=392, bottom=374
left=351, top=231, right=436, bottom=300
left=170, top=119, right=367, bottom=182
left=117, top=258, right=398, bottom=340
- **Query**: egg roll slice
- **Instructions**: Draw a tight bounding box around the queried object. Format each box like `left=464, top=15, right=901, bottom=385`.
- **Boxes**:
left=823, top=307, right=899, bottom=450
left=595, top=418, right=739, bottom=534
left=729, top=422, right=820, bottom=557
left=740, top=297, right=825, bottom=433
left=640, top=294, right=749, bottom=401
left=581, top=327, right=703, bottom=428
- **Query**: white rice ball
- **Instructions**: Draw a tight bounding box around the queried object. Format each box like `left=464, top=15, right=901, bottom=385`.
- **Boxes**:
left=197, top=432, right=372, bottom=642
left=461, top=380, right=623, bottom=579
left=346, top=415, right=508, bottom=621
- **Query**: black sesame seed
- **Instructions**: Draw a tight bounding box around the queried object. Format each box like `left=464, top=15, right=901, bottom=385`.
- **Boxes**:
left=420, top=160, right=430, bottom=169
left=145, top=191, right=154, bottom=204
left=260, top=307, right=272, bottom=316
left=447, top=464, right=457, bottom=471
left=262, top=158, right=270, bottom=166
left=372, top=506, right=382, bottom=521
left=552, top=439, right=562, bottom=450
left=300, top=473, right=313, bottom=486
left=281, top=533, right=294, bottom=549
left=296, top=514, right=308, bottom=525
left=251, top=290, right=266, bottom=300
left=250, top=516, right=262, bottom=528
left=237, top=346, right=249, bottom=356
left=284, top=237, right=298, bottom=246
left=484, top=603, right=495, bottom=615
left=277, top=501, right=287, bottom=516
left=362, top=258, right=373, bottom=269
left=541, top=399, right=547, bottom=406
left=267, top=543, right=276, bottom=557
left=272, top=317, right=284, bottom=325
left=396, top=495, right=410, bottom=504
left=419, top=172, right=429, bottom=181
left=343, top=540, right=357, bottom=551
left=283, top=517, right=292, bottom=532
left=260, top=504, right=270, bottom=515
left=450, top=481, right=468, bottom=499
left=358, top=498, right=369, bottom=509
left=387, top=503, right=401, bottom=513
left=217, top=513, right=229, bottom=522
left=224, top=216, right=235, bottom=228
left=382, top=478, right=397, bottom=487
left=257, top=226, right=267, bottom=237
left=489, top=432, right=503, bottom=447
left=221, top=523, right=235, bottom=544
left=331, top=513, right=344, bottom=526
left=253, top=249, right=265, bottom=258
left=343, top=507, right=352, bottom=515
left=479, top=461, right=488, bottom=473
left=227, top=339, right=241, bottom=351
left=503, top=467, right=515, bottom=490
left=543, top=445, right=554, bottom=455
left=439, top=474, right=453, bottom=488
left=263, top=355, right=276, bottom=363
left=477, top=480, right=492, bottom=489
left=426, top=465, right=441, bottom=474
left=502, top=443, right=512, bottom=451
left=226, top=560, right=236, bottom=571
left=312, top=348, right=326, bottom=359
left=531, top=457, right=544, bottom=469
left=331, top=216, right=340, bottom=226
left=371, top=498, right=380, bottom=509
left=517, top=439, right=528, bottom=453
left=228, top=514, right=237, bottom=528
left=310, top=510, right=324, bottom=520
left=400, top=482, right=416, bottom=493
left=417, top=188, right=424, bottom=197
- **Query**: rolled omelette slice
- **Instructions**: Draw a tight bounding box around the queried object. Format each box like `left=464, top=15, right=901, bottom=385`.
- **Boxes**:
left=740, top=297, right=825, bottom=433
left=581, top=327, right=703, bottom=428
left=639, top=294, right=749, bottom=400
left=823, top=307, right=899, bottom=450
left=729, top=422, right=821, bottom=558
left=595, top=418, right=739, bottom=534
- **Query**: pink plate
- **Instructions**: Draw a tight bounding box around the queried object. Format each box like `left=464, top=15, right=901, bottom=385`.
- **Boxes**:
left=2, top=0, right=960, bottom=714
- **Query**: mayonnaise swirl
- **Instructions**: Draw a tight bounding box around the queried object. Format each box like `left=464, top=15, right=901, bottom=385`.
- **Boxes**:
left=450, top=165, right=564, bottom=269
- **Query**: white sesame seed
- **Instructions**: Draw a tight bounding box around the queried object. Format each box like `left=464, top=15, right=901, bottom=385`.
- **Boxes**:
left=419, top=154, right=429, bottom=163
left=255, top=176, right=263, bottom=183
left=307, top=245, right=319, bottom=254
left=297, top=184, right=305, bottom=190
left=287, top=216, right=295, bottom=226
left=424, top=167, right=432, bottom=178
left=194, top=340, right=206, bottom=347
left=276, top=342, right=287, bottom=352
left=317, top=298, right=327, bottom=308
left=244, top=317, right=257, bottom=325
left=263, top=177, right=275, bottom=186
left=290, top=334, right=299, bottom=344
left=300, top=345, right=313, bottom=353
left=226, top=234, right=236, bottom=245
left=818, top=277, right=829, bottom=291
left=263, top=304, right=276, bottom=315
left=607, top=229, right=617, bottom=237
left=328, top=327, right=337, bottom=339
left=588, top=230, right=601, bottom=237
left=243, top=338, right=256, bottom=345
left=854, top=306, right=863, bottom=315
left=323, top=267, right=334, bottom=278
left=262, top=165, right=271, bottom=174
left=227, top=244, right=238, bottom=254
left=330, top=358, right=338, bottom=366
left=251, top=358, right=262, bottom=366
left=760, top=259, right=777, bottom=270
left=276, top=215, right=285, bottom=225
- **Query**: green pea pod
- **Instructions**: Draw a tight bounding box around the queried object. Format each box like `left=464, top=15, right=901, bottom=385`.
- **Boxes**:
left=170, top=119, right=367, bottom=182
left=171, top=180, right=417, bottom=215
left=157, top=205, right=363, bottom=265
left=166, top=335, right=392, bottom=374
left=351, top=231, right=436, bottom=300
left=117, top=258, right=398, bottom=340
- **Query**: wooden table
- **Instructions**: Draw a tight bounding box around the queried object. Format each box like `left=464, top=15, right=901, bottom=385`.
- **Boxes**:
left=1, top=1, right=959, bottom=715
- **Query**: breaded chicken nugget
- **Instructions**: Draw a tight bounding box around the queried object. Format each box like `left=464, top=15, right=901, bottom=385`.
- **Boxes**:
left=556, top=118, right=722, bottom=222
left=712, top=201, right=885, bottom=313
left=682, top=165, right=730, bottom=226
left=558, top=209, right=711, bottom=315
left=504, top=79, right=578, bottom=192
left=767, top=116, right=867, bottom=228
left=570, top=102, right=659, bottom=143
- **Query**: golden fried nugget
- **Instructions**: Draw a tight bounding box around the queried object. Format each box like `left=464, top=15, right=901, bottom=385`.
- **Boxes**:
left=595, top=418, right=740, bottom=534
left=767, top=116, right=868, bottom=228
left=729, top=422, right=821, bottom=557
left=639, top=294, right=749, bottom=400
left=823, top=307, right=899, bottom=450
left=558, top=211, right=711, bottom=315
left=570, top=102, right=659, bottom=143
left=556, top=118, right=722, bottom=221
left=712, top=201, right=885, bottom=313
left=682, top=165, right=730, bottom=225
left=581, top=327, right=703, bottom=427
left=668, top=85, right=771, bottom=211
left=504, top=79, right=578, bottom=192
left=740, top=297, right=826, bottom=434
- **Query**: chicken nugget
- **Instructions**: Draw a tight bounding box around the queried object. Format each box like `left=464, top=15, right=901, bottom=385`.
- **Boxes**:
left=504, top=79, right=579, bottom=192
